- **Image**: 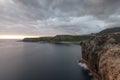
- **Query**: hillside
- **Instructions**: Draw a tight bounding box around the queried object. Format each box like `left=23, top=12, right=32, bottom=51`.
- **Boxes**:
left=98, top=27, right=120, bottom=35
left=23, top=35, right=94, bottom=44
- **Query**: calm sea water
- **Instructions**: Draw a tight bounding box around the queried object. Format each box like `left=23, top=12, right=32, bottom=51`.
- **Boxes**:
left=0, top=40, right=91, bottom=80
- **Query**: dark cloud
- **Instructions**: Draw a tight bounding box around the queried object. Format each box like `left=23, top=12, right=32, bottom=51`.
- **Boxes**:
left=0, top=0, right=120, bottom=35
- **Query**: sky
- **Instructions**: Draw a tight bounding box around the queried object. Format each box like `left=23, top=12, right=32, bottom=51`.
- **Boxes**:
left=0, top=0, right=120, bottom=36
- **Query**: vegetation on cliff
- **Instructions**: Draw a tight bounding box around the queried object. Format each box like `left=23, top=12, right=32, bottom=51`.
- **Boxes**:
left=23, top=35, right=94, bottom=44
left=98, top=27, right=120, bottom=35
left=23, top=27, right=120, bottom=44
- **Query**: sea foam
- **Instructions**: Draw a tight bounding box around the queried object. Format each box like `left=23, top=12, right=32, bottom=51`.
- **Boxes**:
left=78, top=62, right=88, bottom=70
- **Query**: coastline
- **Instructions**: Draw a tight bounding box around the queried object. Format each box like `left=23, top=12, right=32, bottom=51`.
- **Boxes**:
left=22, top=35, right=93, bottom=45
left=22, top=40, right=82, bottom=45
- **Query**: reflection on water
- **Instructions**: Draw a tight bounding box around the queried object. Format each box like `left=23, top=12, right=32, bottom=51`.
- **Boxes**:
left=0, top=40, right=91, bottom=80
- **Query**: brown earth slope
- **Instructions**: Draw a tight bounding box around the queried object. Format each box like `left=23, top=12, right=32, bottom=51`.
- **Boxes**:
left=81, top=33, right=120, bottom=80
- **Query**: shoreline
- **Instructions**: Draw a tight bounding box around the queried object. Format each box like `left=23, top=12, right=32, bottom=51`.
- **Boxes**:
left=22, top=40, right=82, bottom=45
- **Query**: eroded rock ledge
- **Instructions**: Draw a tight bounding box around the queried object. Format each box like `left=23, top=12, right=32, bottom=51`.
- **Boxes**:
left=81, top=33, right=120, bottom=80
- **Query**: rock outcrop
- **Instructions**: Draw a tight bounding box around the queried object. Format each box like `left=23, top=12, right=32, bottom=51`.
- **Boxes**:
left=81, top=33, right=120, bottom=80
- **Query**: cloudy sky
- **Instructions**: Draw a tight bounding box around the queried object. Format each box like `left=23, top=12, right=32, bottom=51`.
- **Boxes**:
left=0, top=0, right=120, bottom=36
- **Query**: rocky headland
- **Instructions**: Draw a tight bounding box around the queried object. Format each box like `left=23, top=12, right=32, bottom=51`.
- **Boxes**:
left=81, top=33, right=120, bottom=80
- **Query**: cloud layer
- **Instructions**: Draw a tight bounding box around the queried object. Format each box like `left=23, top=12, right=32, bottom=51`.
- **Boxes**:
left=0, top=0, right=120, bottom=35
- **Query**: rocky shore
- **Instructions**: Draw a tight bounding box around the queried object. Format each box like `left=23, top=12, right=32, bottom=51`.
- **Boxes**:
left=81, top=33, right=120, bottom=80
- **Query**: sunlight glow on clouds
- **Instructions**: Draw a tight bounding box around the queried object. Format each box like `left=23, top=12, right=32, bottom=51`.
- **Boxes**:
left=0, top=0, right=14, bottom=4
left=0, top=0, right=6, bottom=3
left=0, top=35, right=39, bottom=39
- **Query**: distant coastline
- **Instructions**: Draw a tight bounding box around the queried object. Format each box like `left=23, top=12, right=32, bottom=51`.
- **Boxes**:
left=22, top=35, right=95, bottom=45
left=22, top=27, right=120, bottom=45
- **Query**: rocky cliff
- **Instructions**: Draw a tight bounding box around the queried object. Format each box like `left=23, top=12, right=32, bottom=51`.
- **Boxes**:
left=81, top=33, right=120, bottom=80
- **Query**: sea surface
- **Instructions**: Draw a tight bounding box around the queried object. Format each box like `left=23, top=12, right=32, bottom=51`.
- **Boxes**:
left=0, top=39, right=91, bottom=80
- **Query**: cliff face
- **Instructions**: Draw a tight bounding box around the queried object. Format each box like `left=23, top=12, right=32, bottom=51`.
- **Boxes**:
left=81, top=33, right=120, bottom=80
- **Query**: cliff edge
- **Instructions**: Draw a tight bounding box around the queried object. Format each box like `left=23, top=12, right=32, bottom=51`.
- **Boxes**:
left=81, top=33, right=120, bottom=80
